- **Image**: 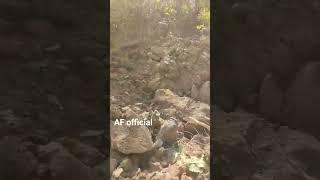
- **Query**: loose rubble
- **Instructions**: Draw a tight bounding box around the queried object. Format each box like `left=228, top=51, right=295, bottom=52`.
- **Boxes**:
left=0, top=0, right=107, bottom=179
left=110, top=34, right=210, bottom=179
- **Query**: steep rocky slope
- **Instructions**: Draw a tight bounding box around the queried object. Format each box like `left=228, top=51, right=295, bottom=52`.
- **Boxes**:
left=0, top=1, right=107, bottom=179
left=214, top=0, right=320, bottom=141
left=110, top=35, right=210, bottom=179
left=214, top=0, right=320, bottom=179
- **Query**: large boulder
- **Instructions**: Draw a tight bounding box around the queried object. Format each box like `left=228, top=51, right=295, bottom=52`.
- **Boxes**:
left=284, top=62, right=320, bottom=137
left=248, top=123, right=320, bottom=180
left=110, top=122, right=154, bottom=154
left=213, top=107, right=320, bottom=179
left=214, top=0, right=320, bottom=114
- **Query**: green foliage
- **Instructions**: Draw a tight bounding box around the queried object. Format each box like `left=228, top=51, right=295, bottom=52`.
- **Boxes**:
left=199, top=7, right=210, bottom=26
left=174, top=144, right=210, bottom=175
left=187, top=158, right=207, bottom=173
left=196, top=24, right=206, bottom=32
left=163, top=4, right=176, bottom=16
left=197, top=1, right=210, bottom=33
left=111, top=0, right=210, bottom=46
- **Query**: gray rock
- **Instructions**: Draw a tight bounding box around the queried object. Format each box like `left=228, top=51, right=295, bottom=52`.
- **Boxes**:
left=153, top=89, right=210, bottom=137
left=111, top=122, right=154, bottom=154
left=155, top=118, right=178, bottom=147
left=284, top=62, right=320, bottom=137
left=150, top=46, right=165, bottom=57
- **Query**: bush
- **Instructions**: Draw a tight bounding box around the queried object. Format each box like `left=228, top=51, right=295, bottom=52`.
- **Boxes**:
left=110, top=0, right=210, bottom=47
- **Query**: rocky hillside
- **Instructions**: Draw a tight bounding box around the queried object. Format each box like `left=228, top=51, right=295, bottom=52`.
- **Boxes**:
left=213, top=0, right=320, bottom=179
left=0, top=1, right=107, bottom=179
left=213, top=106, right=320, bottom=179
left=215, top=0, right=320, bottom=141
left=110, top=34, right=210, bottom=179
